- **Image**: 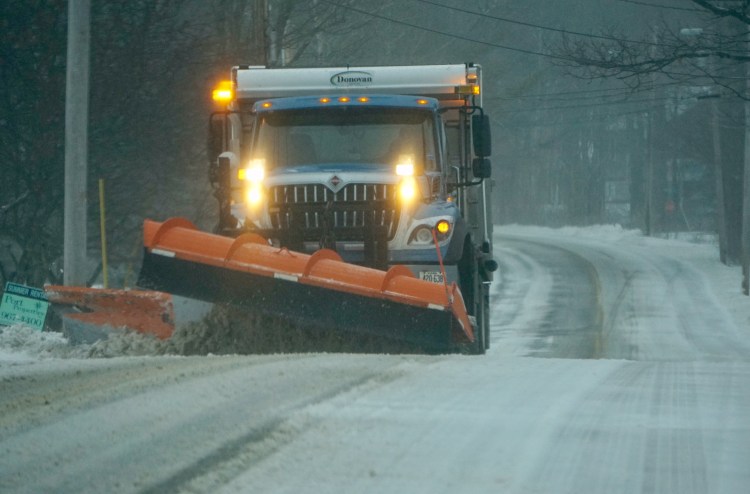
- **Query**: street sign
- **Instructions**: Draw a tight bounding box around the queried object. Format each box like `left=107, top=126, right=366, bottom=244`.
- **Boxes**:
left=0, top=282, right=49, bottom=331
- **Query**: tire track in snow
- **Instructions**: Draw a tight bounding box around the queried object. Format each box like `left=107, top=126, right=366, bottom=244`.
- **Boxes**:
left=145, top=362, right=413, bottom=494
left=493, top=236, right=602, bottom=359
left=498, top=229, right=750, bottom=362
left=0, top=355, right=275, bottom=436
left=0, top=354, right=413, bottom=494
left=512, top=361, right=739, bottom=493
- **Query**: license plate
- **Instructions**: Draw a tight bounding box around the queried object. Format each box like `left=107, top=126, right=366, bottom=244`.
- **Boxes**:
left=419, top=271, right=444, bottom=284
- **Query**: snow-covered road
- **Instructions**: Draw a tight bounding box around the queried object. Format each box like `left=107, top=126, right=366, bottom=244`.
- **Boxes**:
left=1, top=226, right=749, bottom=493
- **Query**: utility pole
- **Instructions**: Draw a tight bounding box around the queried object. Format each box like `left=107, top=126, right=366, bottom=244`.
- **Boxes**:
left=742, top=22, right=750, bottom=295
left=64, top=0, right=90, bottom=286
left=646, top=29, right=659, bottom=236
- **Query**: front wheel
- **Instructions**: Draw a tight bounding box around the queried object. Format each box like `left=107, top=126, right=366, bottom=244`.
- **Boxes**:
left=459, top=239, right=489, bottom=355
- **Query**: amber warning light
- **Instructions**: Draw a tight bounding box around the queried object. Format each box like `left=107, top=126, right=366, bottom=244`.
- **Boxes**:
left=455, top=84, right=480, bottom=96
left=212, top=81, right=234, bottom=103
left=436, top=219, right=451, bottom=235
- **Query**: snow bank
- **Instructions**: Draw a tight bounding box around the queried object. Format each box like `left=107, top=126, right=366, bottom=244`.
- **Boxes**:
left=0, top=324, right=87, bottom=361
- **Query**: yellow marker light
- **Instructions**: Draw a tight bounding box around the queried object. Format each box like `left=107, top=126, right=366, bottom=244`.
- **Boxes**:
left=358, top=96, right=369, bottom=103
left=212, top=80, right=234, bottom=103
left=436, top=219, right=451, bottom=235
left=261, top=101, right=272, bottom=109
left=416, top=99, right=429, bottom=105
left=338, top=96, right=350, bottom=103
left=320, top=97, right=331, bottom=103
left=455, top=85, right=480, bottom=95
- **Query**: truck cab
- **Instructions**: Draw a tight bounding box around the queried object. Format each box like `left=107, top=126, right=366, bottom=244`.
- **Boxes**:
left=209, top=64, right=495, bottom=352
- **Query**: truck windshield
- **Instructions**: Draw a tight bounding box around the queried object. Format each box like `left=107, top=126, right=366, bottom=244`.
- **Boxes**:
left=253, top=107, right=437, bottom=170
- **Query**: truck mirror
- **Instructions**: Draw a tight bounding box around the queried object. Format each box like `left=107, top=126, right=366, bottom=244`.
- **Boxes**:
left=471, top=114, right=492, bottom=157
left=472, top=157, right=492, bottom=179
left=217, top=152, right=237, bottom=187
left=207, top=114, right=226, bottom=165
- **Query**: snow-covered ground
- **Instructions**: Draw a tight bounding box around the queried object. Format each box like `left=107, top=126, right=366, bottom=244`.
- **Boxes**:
left=500, top=224, right=750, bottom=341
left=1, top=225, right=748, bottom=493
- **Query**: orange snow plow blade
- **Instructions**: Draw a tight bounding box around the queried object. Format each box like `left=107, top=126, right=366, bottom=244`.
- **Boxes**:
left=44, top=286, right=176, bottom=342
left=48, top=217, right=476, bottom=352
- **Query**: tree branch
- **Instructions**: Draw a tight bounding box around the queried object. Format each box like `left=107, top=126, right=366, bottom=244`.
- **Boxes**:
left=0, top=190, right=30, bottom=218
left=691, top=0, right=750, bottom=24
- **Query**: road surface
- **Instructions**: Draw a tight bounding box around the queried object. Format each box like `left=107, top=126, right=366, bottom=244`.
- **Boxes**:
left=1, top=227, right=748, bottom=493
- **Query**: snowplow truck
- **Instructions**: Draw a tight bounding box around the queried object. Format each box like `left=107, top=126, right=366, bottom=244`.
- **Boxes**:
left=47, top=64, right=496, bottom=354
left=206, top=64, right=495, bottom=351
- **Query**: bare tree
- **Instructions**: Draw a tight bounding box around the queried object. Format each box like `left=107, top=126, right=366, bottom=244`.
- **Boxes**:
left=557, top=2, right=748, bottom=97
left=0, top=1, right=209, bottom=286
left=0, top=0, right=67, bottom=286
left=554, top=0, right=749, bottom=272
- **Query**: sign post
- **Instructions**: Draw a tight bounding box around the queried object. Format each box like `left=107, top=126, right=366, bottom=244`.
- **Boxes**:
left=0, top=282, right=50, bottom=331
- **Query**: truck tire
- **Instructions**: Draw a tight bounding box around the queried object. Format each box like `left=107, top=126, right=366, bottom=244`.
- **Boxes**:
left=459, top=239, right=487, bottom=355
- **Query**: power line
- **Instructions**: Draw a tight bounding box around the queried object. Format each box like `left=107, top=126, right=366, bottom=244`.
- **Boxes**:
left=491, top=105, right=658, bottom=128
left=322, top=1, right=728, bottom=101
left=496, top=94, right=675, bottom=114
left=614, top=0, right=705, bottom=12
left=318, top=0, right=569, bottom=61
left=493, top=80, right=691, bottom=101
left=414, top=0, right=660, bottom=46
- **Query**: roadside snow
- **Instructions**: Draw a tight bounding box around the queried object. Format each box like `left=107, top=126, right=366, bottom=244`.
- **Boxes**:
left=0, top=324, right=86, bottom=361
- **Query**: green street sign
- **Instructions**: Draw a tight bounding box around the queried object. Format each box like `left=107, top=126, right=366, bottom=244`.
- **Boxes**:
left=0, top=282, right=49, bottom=331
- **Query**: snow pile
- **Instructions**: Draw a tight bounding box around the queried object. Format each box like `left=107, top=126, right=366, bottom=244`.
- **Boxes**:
left=0, top=324, right=87, bottom=361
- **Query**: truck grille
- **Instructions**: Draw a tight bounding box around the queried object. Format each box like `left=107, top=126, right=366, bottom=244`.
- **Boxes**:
left=268, top=183, right=400, bottom=241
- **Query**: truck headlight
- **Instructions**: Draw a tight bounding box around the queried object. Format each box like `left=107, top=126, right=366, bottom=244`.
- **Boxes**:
left=396, top=155, right=417, bottom=203
left=239, top=159, right=265, bottom=181
left=399, top=176, right=417, bottom=202
left=408, top=219, right=452, bottom=245
left=239, top=159, right=265, bottom=208
left=246, top=185, right=263, bottom=206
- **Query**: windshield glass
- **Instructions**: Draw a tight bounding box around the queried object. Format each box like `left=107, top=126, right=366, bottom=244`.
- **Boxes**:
left=253, top=107, right=437, bottom=170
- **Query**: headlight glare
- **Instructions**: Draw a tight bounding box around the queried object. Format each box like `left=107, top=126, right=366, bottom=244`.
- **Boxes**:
left=396, top=162, right=414, bottom=177
left=239, top=159, right=265, bottom=181
left=246, top=185, right=263, bottom=206
left=399, top=176, right=417, bottom=202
